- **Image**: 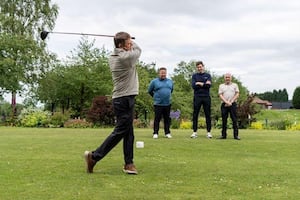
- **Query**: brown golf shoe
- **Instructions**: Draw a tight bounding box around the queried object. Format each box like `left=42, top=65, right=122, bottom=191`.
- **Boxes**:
left=123, top=163, right=138, bottom=175
left=84, top=151, right=96, bottom=173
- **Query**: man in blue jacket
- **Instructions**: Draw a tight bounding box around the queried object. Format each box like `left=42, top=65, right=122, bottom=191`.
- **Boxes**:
left=191, top=61, right=212, bottom=139
left=148, top=67, right=174, bottom=139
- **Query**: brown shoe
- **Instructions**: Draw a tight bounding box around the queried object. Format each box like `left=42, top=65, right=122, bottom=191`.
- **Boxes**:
left=84, top=151, right=96, bottom=173
left=123, top=163, right=138, bottom=175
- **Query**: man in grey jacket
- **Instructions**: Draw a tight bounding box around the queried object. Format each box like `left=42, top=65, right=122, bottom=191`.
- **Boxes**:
left=84, top=32, right=141, bottom=174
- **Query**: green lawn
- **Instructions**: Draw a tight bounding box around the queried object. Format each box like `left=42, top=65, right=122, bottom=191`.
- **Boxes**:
left=1, top=127, right=299, bottom=200
left=254, top=109, right=300, bottom=122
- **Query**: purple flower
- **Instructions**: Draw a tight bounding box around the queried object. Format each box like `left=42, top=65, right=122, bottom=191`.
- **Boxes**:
left=170, top=110, right=181, bottom=120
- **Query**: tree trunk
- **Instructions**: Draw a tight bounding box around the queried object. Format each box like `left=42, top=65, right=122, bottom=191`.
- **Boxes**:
left=11, top=92, right=16, bottom=114
left=80, top=83, right=85, bottom=118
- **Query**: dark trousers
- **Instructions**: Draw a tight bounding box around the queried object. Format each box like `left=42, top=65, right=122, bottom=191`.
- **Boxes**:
left=93, top=95, right=135, bottom=165
left=221, top=102, right=239, bottom=137
left=192, top=96, right=211, bottom=132
left=153, top=105, right=171, bottom=135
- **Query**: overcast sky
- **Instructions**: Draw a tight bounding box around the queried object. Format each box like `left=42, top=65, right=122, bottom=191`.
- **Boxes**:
left=46, top=0, right=300, bottom=99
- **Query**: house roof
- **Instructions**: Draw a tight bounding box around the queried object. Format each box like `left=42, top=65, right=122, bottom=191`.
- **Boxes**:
left=252, top=97, right=272, bottom=106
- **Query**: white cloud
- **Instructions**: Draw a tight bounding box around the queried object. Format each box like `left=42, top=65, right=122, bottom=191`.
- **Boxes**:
left=44, top=0, right=300, bottom=100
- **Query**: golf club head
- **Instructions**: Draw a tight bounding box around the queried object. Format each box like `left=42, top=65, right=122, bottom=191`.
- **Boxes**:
left=40, top=31, right=49, bottom=40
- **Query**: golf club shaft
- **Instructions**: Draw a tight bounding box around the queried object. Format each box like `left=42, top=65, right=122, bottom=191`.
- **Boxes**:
left=47, top=31, right=135, bottom=39
left=50, top=31, right=114, bottom=38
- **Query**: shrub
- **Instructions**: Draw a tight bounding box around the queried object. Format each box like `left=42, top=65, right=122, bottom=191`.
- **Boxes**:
left=287, top=123, right=300, bottom=131
left=268, top=119, right=293, bottom=130
left=64, top=119, right=92, bottom=128
left=86, top=96, right=114, bottom=126
left=170, top=110, right=181, bottom=129
left=197, top=117, right=206, bottom=128
left=18, top=107, right=51, bottom=127
left=170, top=118, right=180, bottom=129
left=170, top=110, right=181, bottom=120
left=214, top=118, right=233, bottom=129
left=237, top=94, right=260, bottom=128
left=180, top=120, right=192, bottom=129
left=50, top=112, right=69, bottom=127
left=250, top=121, right=264, bottom=130
left=133, top=118, right=148, bottom=128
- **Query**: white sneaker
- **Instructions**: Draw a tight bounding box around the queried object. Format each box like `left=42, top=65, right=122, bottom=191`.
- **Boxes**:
left=190, top=132, right=198, bottom=138
left=207, top=132, right=212, bottom=139
left=165, top=134, right=172, bottom=139
left=153, top=134, right=158, bottom=139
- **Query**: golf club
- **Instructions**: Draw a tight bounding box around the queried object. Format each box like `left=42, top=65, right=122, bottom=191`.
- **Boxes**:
left=40, top=30, right=135, bottom=40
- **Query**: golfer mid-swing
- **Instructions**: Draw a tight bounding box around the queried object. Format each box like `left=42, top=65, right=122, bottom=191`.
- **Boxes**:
left=84, top=31, right=141, bottom=174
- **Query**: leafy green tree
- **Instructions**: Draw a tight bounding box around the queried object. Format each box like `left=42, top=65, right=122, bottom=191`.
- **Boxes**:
left=173, top=61, right=196, bottom=81
left=64, top=38, right=112, bottom=117
left=171, top=61, right=195, bottom=119
left=37, top=65, right=69, bottom=112
left=0, top=99, right=23, bottom=125
left=135, top=62, right=157, bottom=124
left=292, top=86, right=300, bottom=109
left=37, top=38, right=112, bottom=118
left=170, top=74, right=193, bottom=119
left=0, top=0, right=58, bottom=117
left=257, top=88, right=288, bottom=102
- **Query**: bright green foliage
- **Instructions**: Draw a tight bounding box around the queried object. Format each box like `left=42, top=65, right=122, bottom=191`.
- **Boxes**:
left=171, top=61, right=194, bottom=119
left=37, top=38, right=112, bottom=118
left=135, top=62, right=157, bottom=121
left=50, top=112, right=69, bottom=127
left=0, top=0, right=58, bottom=37
left=171, top=73, right=193, bottom=119
left=292, top=86, right=300, bottom=108
left=0, top=34, right=42, bottom=92
left=18, top=106, right=51, bottom=127
left=0, top=0, right=58, bottom=93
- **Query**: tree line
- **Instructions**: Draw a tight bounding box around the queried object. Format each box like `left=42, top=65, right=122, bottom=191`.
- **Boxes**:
left=256, top=89, right=288, bottom=102
left=1, top=0, right=300, bottom=128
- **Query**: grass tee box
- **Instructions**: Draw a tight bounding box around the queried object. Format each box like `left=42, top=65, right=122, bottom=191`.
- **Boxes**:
left=0, top=127, right=299, bottom=199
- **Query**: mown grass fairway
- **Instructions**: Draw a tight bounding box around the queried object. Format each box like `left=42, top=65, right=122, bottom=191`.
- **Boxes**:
left=1, top=127, right=299, bottom=199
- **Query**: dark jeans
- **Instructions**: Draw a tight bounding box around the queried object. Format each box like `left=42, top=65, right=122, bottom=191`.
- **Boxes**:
left=92, top=95, right=135, bottom=165
left=153, top=105, right=171, bottom=135
left=192, top=96, right=211, bottom=132
left=221, top=102, right=239, bottom=137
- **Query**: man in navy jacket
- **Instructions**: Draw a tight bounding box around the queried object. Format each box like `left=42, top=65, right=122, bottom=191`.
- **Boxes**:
left=191, top=61, right=212, bottom=139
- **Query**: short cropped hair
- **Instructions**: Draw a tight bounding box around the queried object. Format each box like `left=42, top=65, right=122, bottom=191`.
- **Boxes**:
left=114, top=32, right=131, bottom=48
left=195, top=61, right=204, bottom=66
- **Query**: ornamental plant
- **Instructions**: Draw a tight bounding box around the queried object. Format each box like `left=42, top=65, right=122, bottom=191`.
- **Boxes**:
left=18, top=107, right=51, bottom=127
